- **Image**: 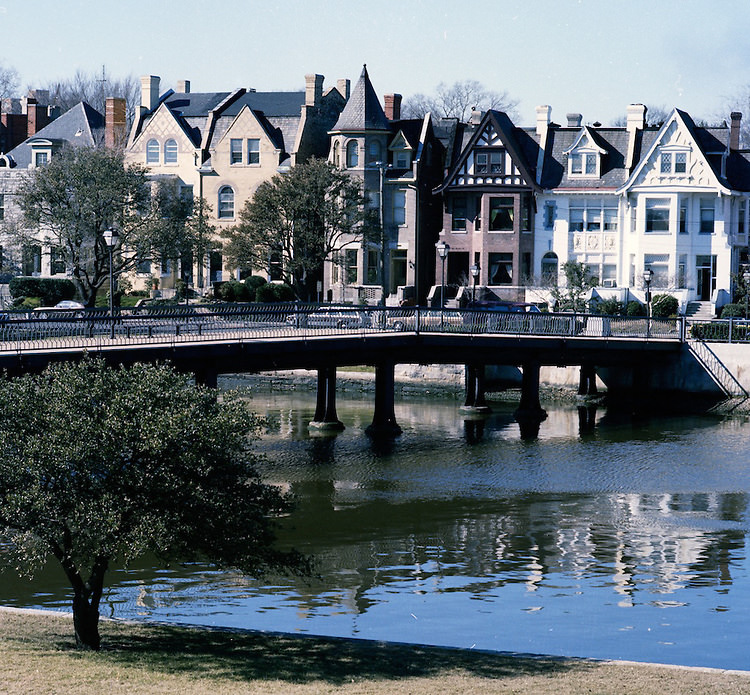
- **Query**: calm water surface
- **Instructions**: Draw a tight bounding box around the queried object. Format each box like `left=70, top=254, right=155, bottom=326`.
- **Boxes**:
left=3, top=383, right=750, bottom=670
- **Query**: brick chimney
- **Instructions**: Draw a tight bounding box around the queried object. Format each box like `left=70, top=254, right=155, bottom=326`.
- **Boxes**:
left=140, top=75, right=161, bottom=112
left=384, top=94, right=402, bottom=121
left=105, top=97, right=127, bottom=149
left=730, top=112, right=742, bottom=151
left=305, top=74, right=324, bottom=107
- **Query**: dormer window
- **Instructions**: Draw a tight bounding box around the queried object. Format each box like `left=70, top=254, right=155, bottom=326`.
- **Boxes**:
left=570, top=151, right=597, bottom=176
left=394, top=150, right=410, bottom=168
left=660, top=150, right=687, bottom=174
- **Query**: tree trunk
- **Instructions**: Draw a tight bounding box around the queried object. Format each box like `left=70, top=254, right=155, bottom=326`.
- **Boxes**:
left=72, top=590, right=101, bottom=650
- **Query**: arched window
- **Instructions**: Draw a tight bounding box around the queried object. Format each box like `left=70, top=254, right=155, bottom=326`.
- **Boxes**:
left=541, top=252, right=559, bottom=286
left=146, top=139, right=159, bottom=164
left=164, top=139, right=178, bottom=164
left=346, top=140, right=359, bottom=168
left=218, top=186, right=234, bottom=219
left=332, top=141, right=341, bottom=167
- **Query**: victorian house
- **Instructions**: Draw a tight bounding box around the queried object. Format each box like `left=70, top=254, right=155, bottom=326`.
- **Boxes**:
left=326, top=66, right=445, bottom=305
left=124, top=73, right=347, bottom=291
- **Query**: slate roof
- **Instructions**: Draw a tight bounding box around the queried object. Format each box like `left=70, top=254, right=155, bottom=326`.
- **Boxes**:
left=6, top=102, right=104, bottom=168
left=330, top=65, right=389, bottom=132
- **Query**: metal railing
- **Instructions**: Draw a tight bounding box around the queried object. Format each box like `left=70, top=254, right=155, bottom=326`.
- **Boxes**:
left=688, top=318, right=750, bottom=344
left=0, top=303, right=687, bottom=354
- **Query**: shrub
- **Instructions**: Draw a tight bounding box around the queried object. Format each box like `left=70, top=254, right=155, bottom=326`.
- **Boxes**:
left=651, top=293, right=679, bottom=318
left=255, top=282, right=295, bottom=303
left=720, top=303, right=746, bottom=318
left=244, top=275, right=267, bottom=292
left=8, top=277, right=77, bottom=305
left=218, top=280, right=252, bottom=302
left=594, top=297, right=624, bottom=316
left=626, top=300, right=646, bottom=317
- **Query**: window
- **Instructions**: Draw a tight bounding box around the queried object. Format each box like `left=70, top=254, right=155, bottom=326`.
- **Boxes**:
left=210, top=251, right=223, bottom=283
left=541, top=252, right=558, bottom=285
left=679, top=201, right=688, bottom=234
left=452, top=196, right=467, bottom=231
left=164, top=139, right=178, bottom=164
left=569, top=208, right=584, bottom=232
left=247, top=139, right=260, bottom=165
left=346, top=141, right=359, bottom=168
left=543, top=201, right=555, bottom=230
left=218, top=186, right=234, bottom=219
left=392, top=190, right=406, bottom=226
left=34, top=151, right=48, bottom=167
left=333, top=141, right=341, bottom=167
left=568, top=203, right=617, bottom=233
left=345, top=248, right=358, bottom=284
left=645, top=198, right=670, bottom=233
left=136, top=254, right=151, bottom=274
left=739, top=204, right=746, bottom=237
left=488, top=252, right=513, bottom=284
left=474, top=150, right=503, bottom=175
left=394, top=149, right=410, bottom=168
left=660, top=150, right=688, bottom=174
left=521, top=193, right=532, bottom=231
left=366, top=248, right=379, bottom=284
left=230, top=139, right=243, bottom=165
left=22, top=244, right=41, bottom=276
left=269, top=250, right=282, bottom=281
left=644, top=253, right=669, bottom=287
left=489, top=197, right=514, bottom=231
left=700, top=198, right=715, bottom=233
left=368, top=140, right=381, bottom=164
left=50, top=247, right=66, bottom=275
left=570, top=151, right=597, bottom=176
left=146, top=139, right=159, bottom=164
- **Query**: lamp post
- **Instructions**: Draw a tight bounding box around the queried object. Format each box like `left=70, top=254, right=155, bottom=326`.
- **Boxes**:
left=435, top=240, right=449, bottom=308
left=744, top=268, right=750, bottom=320
left=102, top=229, right=119, bottom=316
left=643, top=268, right=653, bottom=337
left=470, top=263, right=480, bottom=305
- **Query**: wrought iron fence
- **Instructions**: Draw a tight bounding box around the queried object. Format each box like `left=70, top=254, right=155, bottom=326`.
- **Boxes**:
left=689, top=318, right=750, bottom=343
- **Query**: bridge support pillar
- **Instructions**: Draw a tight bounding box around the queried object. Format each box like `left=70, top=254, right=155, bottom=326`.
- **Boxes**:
left=578, top=363, right=598, bottom=396
left=366, top=362, right=402, bottom=437
left=460, top=364, right=492, bottom=415
left=309, top=366, right=345, bottom=432
left=514, top=361, right=547, bottom=438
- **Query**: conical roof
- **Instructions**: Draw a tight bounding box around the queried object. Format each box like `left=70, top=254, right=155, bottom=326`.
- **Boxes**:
left=331, top=65, right=390, bottom=133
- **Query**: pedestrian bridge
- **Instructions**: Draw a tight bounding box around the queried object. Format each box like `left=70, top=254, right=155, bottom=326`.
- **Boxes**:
left=0, top=304, right=687, bottom=436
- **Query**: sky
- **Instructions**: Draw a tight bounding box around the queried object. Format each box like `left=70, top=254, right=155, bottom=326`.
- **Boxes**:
left=2, top=0, right=750, bottom=127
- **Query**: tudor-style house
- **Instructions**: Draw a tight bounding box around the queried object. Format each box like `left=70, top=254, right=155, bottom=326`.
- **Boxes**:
left=326, top=66, right=444, bottom=305
left=124, top=73, right=347, bottom=292
left=434, top=109, right=542, bottom=304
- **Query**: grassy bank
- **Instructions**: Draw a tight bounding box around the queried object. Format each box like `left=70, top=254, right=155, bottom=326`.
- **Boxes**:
left=2, top=609, right=749, bottom=694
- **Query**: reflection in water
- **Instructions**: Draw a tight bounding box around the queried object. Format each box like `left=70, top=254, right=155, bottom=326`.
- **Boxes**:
left=2, top=386, right=750, bottom=670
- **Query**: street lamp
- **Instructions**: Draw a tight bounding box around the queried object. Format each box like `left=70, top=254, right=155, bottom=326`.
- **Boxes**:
left=470, top=263, right=480, bottom=305
left=102, top=229, right=119, bottom=316
left=435, top=240, right=449, bottom=308
left=643, top=268, right=653, bottom=336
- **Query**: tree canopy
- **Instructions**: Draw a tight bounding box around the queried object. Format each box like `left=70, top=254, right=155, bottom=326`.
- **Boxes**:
left=402, top=80, right=519, bottom=122
left=550, top=260, right=599, bottom=312
left=0, top=61, right=19, bottom=100
left=13, top=146, right=190, bottom=306
left=224, top=158, right=365, bottom=301
left=0, top=359, right=307, bottom=650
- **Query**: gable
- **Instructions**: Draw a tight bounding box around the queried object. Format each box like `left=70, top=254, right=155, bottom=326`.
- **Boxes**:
left=132, top=104, right=196, bottom=154
left=214, top=105, right=279, bottom=154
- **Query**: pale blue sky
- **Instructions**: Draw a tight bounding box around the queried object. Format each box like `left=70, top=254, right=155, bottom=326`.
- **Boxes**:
left=2, top=0, right=748, bottom=126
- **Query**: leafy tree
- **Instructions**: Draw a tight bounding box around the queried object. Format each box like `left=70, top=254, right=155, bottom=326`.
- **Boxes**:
left=592, top=296, right=624, bottom=316
left=550, top=261, right=598, bottom=312
left=0, top=359, right=306, bottom=650
left=14, top=146, right=186, bottom=307
left=0, top=61, right=19, bottom=100
left=651, top=293, right=679, bottom=318
left=402, top=80, right=519, bottom=122
left=225, top=158, right=365, bottom=301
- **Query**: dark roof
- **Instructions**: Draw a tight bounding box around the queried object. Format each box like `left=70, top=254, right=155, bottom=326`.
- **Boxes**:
left=6, top=102, right=104, bottom=168
left=331, top=65, right=389, bottom=132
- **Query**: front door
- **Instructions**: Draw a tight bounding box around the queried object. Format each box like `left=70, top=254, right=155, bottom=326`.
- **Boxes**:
left=695, top=255, right=716, bottom=300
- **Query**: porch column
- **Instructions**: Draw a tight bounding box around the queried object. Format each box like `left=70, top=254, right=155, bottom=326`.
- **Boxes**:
left=309, top=366, right=345, bottom=431
left=460, top=364, right=492, bottom=415
left=366, top=362, right=402, bottom=436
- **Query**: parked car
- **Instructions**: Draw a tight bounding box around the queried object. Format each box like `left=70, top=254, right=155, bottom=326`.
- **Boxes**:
left=386, top=308, right=462, bottom=332
left=287, top=307, right=372, bottom=329
left=32, top=300, right=86, bottom=319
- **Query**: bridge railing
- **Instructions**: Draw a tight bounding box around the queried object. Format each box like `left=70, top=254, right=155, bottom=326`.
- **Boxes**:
left=688, top=318, right=750, bottom=343
left=0, top=303, right=686, bottom=351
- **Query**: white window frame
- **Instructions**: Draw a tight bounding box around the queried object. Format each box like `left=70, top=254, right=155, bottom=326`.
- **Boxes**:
left=645, top=198, right=671, bottom=233
left=146, top=139, right=159, bottom=164
left=392, top=190, right=406, bottom=226
left=218, top=186, right=235, bottom=219
left=164, top=139, right=178, bottom=164
left=660, top=149, right=688, bottom=175
left=569, top=150, right=599, bottom=177
left=230, top=139, right=243, bottom=165
left=247, top=138, right=260, bottom=165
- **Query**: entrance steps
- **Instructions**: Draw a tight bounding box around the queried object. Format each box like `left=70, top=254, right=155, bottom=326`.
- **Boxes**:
left=685, top=301, right=714, bottom=320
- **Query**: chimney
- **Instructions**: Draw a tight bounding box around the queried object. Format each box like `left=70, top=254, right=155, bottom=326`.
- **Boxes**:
left=140, top=75, right=161, bottom=112
left=25, top=98, right=50, bottom=137
left=626, top=104, right=647, bottom=134
left=730, top=112, right=742, bottom=151
left=384, top=94, right=402, bottom=121
left=176, top=80, right=191, bottom=94
left=536, top=105, right=551, bottom=136
left=337, top=78, right=350, bottom=100
left=470, top=108, right=484, bottom=125
left=305, top=74, right=324, bottom=106
left=566, top=113, right=582, bottom=128
left=105, top=97, right=127, bottom=149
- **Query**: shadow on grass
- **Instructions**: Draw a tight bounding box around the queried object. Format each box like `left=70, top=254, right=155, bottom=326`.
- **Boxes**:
left=94, top=621, right=594, bottom=686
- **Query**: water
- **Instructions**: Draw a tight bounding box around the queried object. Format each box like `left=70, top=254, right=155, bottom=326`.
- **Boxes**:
left=2, top=383, right=750, bottom=670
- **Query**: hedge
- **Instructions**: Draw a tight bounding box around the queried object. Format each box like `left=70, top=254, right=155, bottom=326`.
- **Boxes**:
left=8, top=277, right=77, bottom=305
